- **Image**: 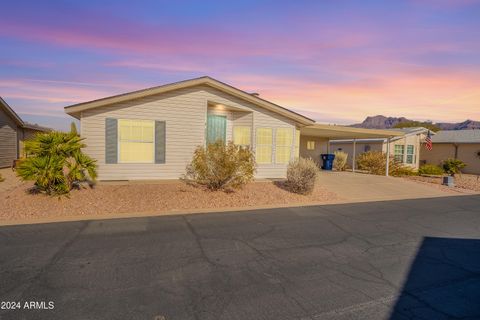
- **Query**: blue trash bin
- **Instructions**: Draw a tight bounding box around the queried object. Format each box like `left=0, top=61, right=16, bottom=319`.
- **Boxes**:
left=321, top=154, right=335, bottom=170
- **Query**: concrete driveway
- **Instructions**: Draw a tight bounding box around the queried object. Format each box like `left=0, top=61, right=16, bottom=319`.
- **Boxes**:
left=1, top=194, right=480, bottom=320
left=318, top=171, right=467, bottom=203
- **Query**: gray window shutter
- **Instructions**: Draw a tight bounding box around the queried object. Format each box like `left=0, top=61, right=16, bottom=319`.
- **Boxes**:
left=155, top=121, right=166, bottom=164
left=105, top=118, right=118, bottom=164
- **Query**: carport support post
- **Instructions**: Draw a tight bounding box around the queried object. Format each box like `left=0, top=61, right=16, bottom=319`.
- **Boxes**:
left=352, top=139, right=356, bottom=172
left=385, top=138, right=390, bottom=176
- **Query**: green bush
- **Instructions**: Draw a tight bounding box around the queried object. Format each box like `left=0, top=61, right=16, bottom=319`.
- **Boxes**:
left=333, top=151, right=348, bottom=171
left=442, top=158, right=466, bottom=175
left=356, top=151, right=416, bottom=177
left=418, top=164, right=444, bottom=176
left=183, top=141, right=256, bottom=191
left=285, top=157, right=319, bottom=194
left=16, top=131, right=97, bottom=195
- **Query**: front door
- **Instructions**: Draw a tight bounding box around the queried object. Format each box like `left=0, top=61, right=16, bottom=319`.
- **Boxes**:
left=206, top=114, right=226, bottom=144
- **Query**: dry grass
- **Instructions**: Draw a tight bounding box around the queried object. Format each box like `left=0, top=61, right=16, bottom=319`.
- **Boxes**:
left=406, top=174, right=480, bottom=192
left=0, top=172, right=337, bottom=221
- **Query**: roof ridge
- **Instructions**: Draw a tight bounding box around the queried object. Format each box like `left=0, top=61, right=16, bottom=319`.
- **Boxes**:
left=64, top=76, right=315, bottom=124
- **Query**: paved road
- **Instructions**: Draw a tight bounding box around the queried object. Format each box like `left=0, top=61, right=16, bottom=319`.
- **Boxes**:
left=1, top=195, right=480, bottom=320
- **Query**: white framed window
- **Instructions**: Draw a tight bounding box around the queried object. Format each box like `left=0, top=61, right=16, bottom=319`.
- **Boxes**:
left=394, top=145, right=405, bottom=163
left=406, top=145, right=415, bottom=164
left=256, top=128, right=273, bottom=164
left=118, top=119, right=155, bottom=163
left=233, top=126, right=251, bottom=147
left=307, top=140, right=315, bottom=150
left=275, top=128, right=293, bottom=164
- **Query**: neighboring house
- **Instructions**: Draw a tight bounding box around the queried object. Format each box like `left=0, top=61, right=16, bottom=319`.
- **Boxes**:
left=0, top=97, right=51, bottom=168
left=64, top=76, right=403, bottom=180
left=420, top=130, right=480, bottom=174
left=330, top=127, right=430, bottom=169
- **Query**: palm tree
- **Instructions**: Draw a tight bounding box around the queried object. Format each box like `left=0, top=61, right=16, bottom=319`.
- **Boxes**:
left=16, top=131, right=97, bottom=195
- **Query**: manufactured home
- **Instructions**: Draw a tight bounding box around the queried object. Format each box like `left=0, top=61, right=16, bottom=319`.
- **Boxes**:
left=65, top=77, right=402, bottom=180
left=0, top=97, right=51, bottom=168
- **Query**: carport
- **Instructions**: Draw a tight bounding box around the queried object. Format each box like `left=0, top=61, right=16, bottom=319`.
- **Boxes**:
left=300, top=124, right=404, bottom=176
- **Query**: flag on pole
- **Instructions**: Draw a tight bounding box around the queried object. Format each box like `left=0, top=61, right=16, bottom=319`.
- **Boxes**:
left=425, top=130, right=433, bottom=151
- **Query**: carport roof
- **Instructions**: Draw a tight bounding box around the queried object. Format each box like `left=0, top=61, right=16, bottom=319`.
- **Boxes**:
left=301, top=124, right=404, bottom=139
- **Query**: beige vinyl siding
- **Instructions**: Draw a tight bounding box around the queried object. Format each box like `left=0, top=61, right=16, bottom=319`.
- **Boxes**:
left=331, top=134, right=424, bottom=170
left=421, top=143, right=480, bottom=174
left=80, top=85, right=297, bottom=180
left=203, top=87, right=296, bottom=178
left=385, top=134, right=422, bottom=169
left=332, top=141, right=383, bottom=168
left=22, top=128, right=40, bottom=141
left=233, top=112, right=253, bottom=127
left=299, top=136, right=329, bottom=166
left=0, top=107, right=19, bottom=168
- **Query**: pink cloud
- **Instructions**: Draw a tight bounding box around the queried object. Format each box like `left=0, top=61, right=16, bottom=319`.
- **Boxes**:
left=0, top=9, right=377, bottom=60
left=226, top=70, right=480, bottom=124
left=2, top=69, right=479, bottom=125
left=0, top=79, right=126, bottom=105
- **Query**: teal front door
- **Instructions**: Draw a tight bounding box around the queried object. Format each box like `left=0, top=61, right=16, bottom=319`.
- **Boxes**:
left=206, top=115, right=226, bottom=144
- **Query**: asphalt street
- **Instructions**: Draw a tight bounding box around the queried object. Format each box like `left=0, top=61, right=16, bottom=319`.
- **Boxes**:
left=1, top=194, right=480, bottom=320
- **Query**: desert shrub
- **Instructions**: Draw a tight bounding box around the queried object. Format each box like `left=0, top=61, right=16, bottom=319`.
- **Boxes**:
left=183, top=141, right=256, bottom=191
left=0, top=173, right=4, bottom=182
left=16, top=131, right=97, bottom=195
left=356, top=151, right=387, bottom=175
left=285, top=157, right=319, bottom=194
left=390, top=165, right=417, bottom=177
left=356, top=151, right=416, bottom=177
left=333, top=151, right=348, bottom=171
left=442, top=158, right=466, bottom=175
left=418, top=164, right=444, bottom=176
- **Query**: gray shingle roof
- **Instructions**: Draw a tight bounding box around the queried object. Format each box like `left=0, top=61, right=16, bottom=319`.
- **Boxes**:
left=432, top=130, right=480, bottom=143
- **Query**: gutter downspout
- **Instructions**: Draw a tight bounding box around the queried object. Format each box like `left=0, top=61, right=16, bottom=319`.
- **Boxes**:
left=352, top=139, right=356, bottom=172
left=385, top=137, right=391, bottom=176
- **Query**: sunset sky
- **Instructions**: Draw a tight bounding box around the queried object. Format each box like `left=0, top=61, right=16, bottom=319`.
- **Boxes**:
left=1, top=0, right=479, bottom=130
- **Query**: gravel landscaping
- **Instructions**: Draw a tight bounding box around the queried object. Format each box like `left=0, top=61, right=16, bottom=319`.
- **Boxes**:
left=406, top=173, right=480, bottom=192
left=0, top=169, right=337, bottom=222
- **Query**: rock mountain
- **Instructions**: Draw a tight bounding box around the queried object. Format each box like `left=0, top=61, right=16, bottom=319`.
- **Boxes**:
left=350, top=115, right=480, bottom=130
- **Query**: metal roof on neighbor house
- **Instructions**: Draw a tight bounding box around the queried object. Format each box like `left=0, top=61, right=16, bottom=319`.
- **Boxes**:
left=385, top=127, right=430, bottom=135
left=328, top=127, right=427, bottom=143
left=301, top=124, right=404, bottom=140
left=22, top=122, right=52, bottom=132
left=432, top=130, right=480, bottom=143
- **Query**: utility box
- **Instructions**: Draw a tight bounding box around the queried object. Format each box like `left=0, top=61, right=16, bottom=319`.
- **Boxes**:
left=442, top=176, right=454, bottom=187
